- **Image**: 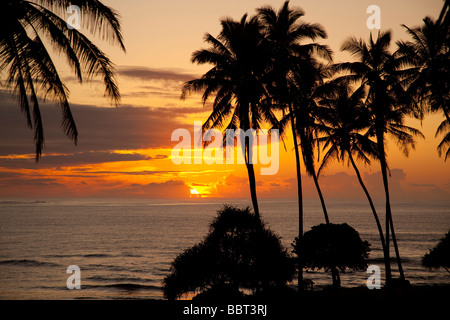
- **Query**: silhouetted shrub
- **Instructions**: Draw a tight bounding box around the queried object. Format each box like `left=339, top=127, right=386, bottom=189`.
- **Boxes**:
left=293, top=223, right=370, bottom=288
left=162, top=205, right=295, bottom=300
left=422, top=230, right=450, bottom=273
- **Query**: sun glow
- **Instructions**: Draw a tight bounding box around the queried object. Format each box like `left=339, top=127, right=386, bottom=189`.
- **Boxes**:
left=190, top=188, right=200, bottom=197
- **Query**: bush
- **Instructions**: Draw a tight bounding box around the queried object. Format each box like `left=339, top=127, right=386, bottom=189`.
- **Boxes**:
left=293, top=223, right=371, bottom=288
left=422, top=230, right=450, bottom=273
left=162, top=205, right=295, bottom=300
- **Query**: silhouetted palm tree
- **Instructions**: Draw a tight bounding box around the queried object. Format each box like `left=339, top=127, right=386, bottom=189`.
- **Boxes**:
left=0, top=0, right=125, bottom=160
left=335, top=31, right=424, bottom=285
left=257, top=1, right=331, bottom=290
left=288, top=60, right=331, bottom=225
left=181, top=14, right=276, bottom=218
left=317, top=80, right=388, bottom=270
left=396, top=11, right=449, bottom=160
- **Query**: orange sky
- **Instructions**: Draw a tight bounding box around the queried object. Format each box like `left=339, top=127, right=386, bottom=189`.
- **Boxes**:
left=0, top=0, right=449, bottom=200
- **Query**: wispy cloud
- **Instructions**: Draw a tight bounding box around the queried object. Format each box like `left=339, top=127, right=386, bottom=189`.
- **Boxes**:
left=118, top=66, right=197, bottom=82
left=0, top=151, right=165, bottom=169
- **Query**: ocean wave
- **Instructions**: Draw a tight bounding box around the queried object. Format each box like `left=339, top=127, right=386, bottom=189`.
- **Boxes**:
left=0, top=200, right=46, bottom=205
left=44, top=253, right=144, bottom=259
left=367, top=257, right=413, bottom=264
left=83, top=254, right=114, bottom=258
left=84, top=264, right=128, bottom=272
left=83, top=283, right=161, bottom=291
left=121, top=253, right=143, bottom=258
left=86, top=275, right=156, bottom=283
left=0, top=259, right=60, bottom=267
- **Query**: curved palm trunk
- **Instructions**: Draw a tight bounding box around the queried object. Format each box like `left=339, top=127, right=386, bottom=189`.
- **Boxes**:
left=310, top=166, right=335, bottom=285
left=389, top=206, right=405, bottom=280
left=377, top=135, right=392, bottom=286
left=289, top=105, right=304, bottom=293
left=298, top=131, right=333, bottom=284
left=245, top=140, right=260, bottom=219
left=299, top=131, right=330, bottom=224
left=348, top=152, right=388, bottom=269
left=376, top=132, right=405, bottom=284
left=310, top=171, right=330, bottom=224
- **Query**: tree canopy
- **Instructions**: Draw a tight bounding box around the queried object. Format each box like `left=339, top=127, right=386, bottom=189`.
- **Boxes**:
left=163, top=205, right=295, bottom=300
left=422, top=230, right=450, bottom=273
left=293, top=223, right=370, bottom=287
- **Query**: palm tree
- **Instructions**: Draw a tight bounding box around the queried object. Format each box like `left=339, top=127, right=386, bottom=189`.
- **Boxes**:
left=181, top=14, right=276, bottom=219
left=0, top=0, right=125, bottom=160
left=396, top=10, right=449, bottom=160
left=317, top=80, right=388, bottom=272
left=334, top=31, right=424, bottom=285
left=289, top=60, right=331, bottom=225
left=257, top=0, right=332, bottom=291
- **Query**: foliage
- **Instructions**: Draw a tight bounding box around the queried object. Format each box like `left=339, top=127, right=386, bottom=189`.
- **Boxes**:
left=162, top=205, right=295, bottom=300
left=293, top=223, right=370, bottom=273
left=0, top=0, right=125, bottom=160
left=422, top=230, right=450, bottom=273
left=396, top=13, right=450, bottom=160
left=180, top=14, right=278, bottom=218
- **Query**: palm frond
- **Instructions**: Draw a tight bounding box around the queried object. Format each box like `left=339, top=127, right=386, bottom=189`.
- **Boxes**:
left=33, top=0, right=125, bottom=51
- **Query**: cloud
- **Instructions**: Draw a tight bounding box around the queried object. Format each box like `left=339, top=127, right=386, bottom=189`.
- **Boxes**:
left=66, top=169, right=180, bottom=177
left=98, top=179, right=191, bottom=198
left=225, top=173, right=247, bottom=185
left=0, top=151, right=166, bottom=169
left=364, top=168, right=407, bottom=199
left=0, top=176, right=62, bottom=187
left=409, top=183, right=436, bottom=188
left=118, top=66, right=197, bottom=82
left=190, top=182, right=210, bottom=187
left=0, top=97, right=190, bottom=157
left=113, top=168, right=448, bottom=200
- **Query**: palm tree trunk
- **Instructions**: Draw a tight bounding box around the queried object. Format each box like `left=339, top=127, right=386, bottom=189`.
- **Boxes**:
left=376, top=132, right=393, bottom=286
left=289, top=105, right=304, bottom=293
left=377, top=135, right=405, bottom=284
left=245, top=141, right=260, bottom=219
left=298, top=131, right=330, bottom=224
left=311, top=171, right=330, bottom=224
left=348, top=152, right=388, bottom=269
left=389, top=209, right=405, bottom=280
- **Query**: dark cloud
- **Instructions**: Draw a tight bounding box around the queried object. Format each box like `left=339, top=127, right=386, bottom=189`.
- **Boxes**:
left=121, top=90, right=180, bottom=99
left=66, top=169, right=179, bottom=176
left=0, top=95, right=194, bottom=158
left=118, top=66, right=197, bottom=82
left=190, top=182, right=210, bottom=187
left=258, top=169, right=449, bottom=201
left=364, top=168, right=407, bottom=199
left=409, top=183, right=436, bottom=188
left=98, top=179, right=191, bottom=198
left=0, top=176, right=63, bottom=187
left=0, top=151, right=166, bottom=169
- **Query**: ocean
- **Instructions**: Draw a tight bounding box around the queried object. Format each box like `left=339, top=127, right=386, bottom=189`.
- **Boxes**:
left=0, top=198, right=448, bottom=300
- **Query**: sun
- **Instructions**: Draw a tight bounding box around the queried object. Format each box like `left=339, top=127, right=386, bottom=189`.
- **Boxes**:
left=190, top=188, right=200, bottom=198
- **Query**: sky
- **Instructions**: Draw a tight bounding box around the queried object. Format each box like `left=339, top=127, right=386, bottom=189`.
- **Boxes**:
left=0, top=0, right=449, bottom=200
